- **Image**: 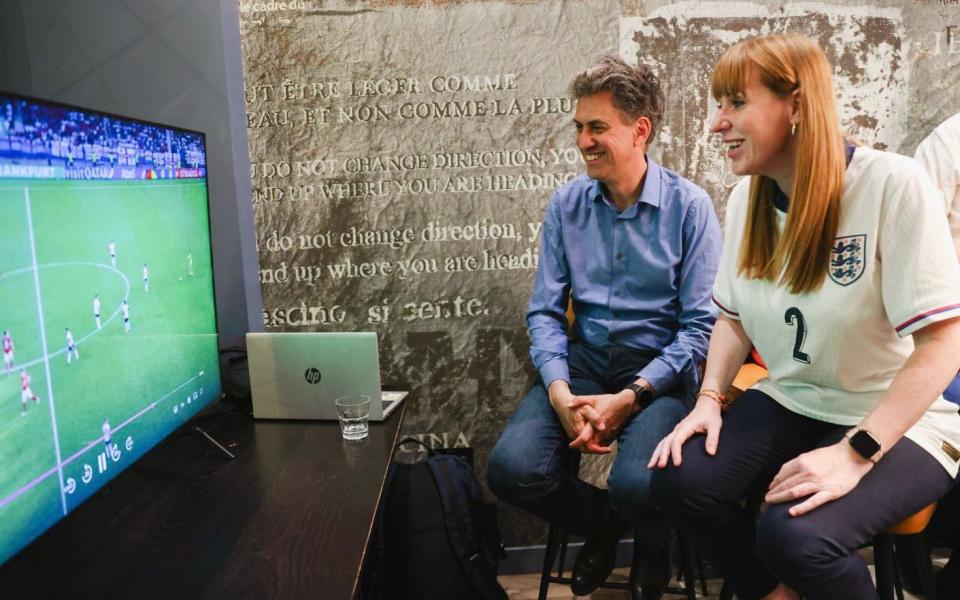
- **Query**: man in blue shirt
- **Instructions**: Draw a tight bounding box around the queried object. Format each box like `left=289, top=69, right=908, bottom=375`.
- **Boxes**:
left=488, top=56, right=721, bottom=599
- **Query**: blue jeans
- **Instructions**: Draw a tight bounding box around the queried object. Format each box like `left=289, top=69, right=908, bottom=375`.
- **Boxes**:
left=487, top=342, right=691, bottom=538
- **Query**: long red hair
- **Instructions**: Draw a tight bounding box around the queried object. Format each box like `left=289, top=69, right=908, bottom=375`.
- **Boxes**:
left=713, top=33, right=846, bottom=294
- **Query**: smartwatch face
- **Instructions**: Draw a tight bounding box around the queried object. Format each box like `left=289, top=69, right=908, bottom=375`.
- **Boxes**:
left=850, top=430, right=881, bottom=459
left=629, top=383, right=653, bottom=406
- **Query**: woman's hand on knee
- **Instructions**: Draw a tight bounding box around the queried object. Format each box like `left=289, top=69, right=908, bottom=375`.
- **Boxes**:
left=647, top=398, right=723, bottom=469
left=764, top=442, right=873, bottom=516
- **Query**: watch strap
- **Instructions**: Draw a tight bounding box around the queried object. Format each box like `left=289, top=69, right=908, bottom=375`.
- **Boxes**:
left=627, top=382, right=654, bottom=407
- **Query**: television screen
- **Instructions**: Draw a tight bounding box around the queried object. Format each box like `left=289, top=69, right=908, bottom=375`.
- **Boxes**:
left=0, top=92, right=221, bottom=565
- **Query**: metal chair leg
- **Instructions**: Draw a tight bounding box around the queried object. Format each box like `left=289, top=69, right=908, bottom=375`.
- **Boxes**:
left=697, top=551, right=709, bottom=596
left=537, top=453, right=582, bottom=599
left=629, top=532, right=643, bottom=600
left=875, top=532, right=897, bottom=600
left=719, top=581, right=735, bottom=600
left=676, top=532, right=698, bottom=600
left=906, top=534, right=939, bottom=600
left=538, top=525, right=562, bottom=600
left=556, top=531, right=570, bottom=578
left=891, top=541, right=905, bottom=600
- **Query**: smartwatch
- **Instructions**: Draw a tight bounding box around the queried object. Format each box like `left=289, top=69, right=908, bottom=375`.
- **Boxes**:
left=848, top=429, right=882, bottom=463
left=626, top=382, right=654, bottom=408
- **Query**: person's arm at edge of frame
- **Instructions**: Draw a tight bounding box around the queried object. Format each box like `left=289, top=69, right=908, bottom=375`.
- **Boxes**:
left=914, top=124, right=960, bottom=259
left=525, top=195, right=609, bottom=453
left=765, top=316, right=960, bottom=517
left=647, top=313, right=753, bottom=469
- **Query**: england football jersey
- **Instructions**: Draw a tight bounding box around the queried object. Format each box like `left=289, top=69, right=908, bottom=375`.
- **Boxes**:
left=713, top=147, right=960, bottom=475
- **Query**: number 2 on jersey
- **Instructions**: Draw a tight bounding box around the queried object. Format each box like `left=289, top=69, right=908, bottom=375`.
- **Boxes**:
left=784, top=307, right=811, bottom=364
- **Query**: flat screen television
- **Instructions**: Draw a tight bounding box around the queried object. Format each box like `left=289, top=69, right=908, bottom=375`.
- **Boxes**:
left=0, top=92, right=221, bottom=566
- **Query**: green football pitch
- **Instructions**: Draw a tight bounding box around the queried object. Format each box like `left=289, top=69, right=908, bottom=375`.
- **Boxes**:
left=0, top=178, right=221, bottom=565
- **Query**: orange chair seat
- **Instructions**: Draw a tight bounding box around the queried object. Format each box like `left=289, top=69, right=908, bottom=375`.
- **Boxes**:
left=728, top=363, right=768, bottom=401
left=885, top=502, right=937, bottom=535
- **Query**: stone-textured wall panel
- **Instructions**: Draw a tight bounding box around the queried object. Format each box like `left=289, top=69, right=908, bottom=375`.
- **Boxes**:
left=240, top=0, right=619, bottom=546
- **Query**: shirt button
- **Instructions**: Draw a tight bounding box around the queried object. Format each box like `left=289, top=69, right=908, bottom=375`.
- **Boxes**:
left=614, top=291, right=620, bottom=297
left=616, top=252, right=624, bottom=260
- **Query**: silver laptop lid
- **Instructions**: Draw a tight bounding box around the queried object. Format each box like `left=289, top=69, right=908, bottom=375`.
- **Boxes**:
left=247, top=332, right=385, bottom=421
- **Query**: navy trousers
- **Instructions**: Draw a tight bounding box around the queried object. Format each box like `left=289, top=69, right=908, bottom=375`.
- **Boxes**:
left=653, top=390, right=953, bottom=600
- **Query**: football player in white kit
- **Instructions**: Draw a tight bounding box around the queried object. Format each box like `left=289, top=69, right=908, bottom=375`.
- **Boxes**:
left=102, top=418, right=112, bottom=452
left=93, top=294, right=102, bottom=329
left=108, top=240, right=117, bottom=267
left=122, top=300, right=130, bottom=333
left=20, top=369, right=39, bottom=415
left=187, top=252, right=193, bottom=277
left=142, top=264, right=149, bottom=292
left=65, top=327, right=79, bottom=364
left=649, top=33, right=960, bottom=600
left=2, top=330, right=13, bottom=374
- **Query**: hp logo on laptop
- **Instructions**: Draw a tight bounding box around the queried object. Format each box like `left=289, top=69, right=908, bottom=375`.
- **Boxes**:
left=304, top=368, right=322, bottom=384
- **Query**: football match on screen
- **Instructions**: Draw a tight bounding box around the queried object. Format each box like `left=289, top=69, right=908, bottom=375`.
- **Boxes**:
left=0, top=94, right=222, bottom=565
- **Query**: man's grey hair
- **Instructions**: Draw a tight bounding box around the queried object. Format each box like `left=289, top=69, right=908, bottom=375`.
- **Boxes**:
left=570, top=56, right=665, bottom=141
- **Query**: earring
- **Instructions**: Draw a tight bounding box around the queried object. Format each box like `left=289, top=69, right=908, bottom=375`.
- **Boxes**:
left=791, top=122, right=797, bottom=136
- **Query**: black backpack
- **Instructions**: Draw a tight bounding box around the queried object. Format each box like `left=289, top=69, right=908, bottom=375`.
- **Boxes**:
left=361, top=439, right=508, bottom=600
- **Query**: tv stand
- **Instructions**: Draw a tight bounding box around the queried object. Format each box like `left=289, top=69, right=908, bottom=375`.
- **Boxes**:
left=191, top=424, right=236, bottom=459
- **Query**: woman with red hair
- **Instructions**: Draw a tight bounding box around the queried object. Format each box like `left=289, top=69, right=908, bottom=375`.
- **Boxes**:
left=649, top=33, right=960, bottom=599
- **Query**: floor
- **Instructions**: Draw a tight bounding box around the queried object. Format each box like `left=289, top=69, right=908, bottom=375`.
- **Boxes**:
left=497, top=559, right=932, bottom=599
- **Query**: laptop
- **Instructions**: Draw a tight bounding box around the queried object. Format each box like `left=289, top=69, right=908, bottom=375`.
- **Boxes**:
left=246, top=332, right=408, bottom=421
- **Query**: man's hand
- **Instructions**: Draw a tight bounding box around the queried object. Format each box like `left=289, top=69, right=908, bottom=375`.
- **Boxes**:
left=547, top=380, right=611, bottom=454
left=547, top=380, right=605, bottom=439
left=568, top=390, right=636, bottom=449
left=764, top=441, right=873, bottom=517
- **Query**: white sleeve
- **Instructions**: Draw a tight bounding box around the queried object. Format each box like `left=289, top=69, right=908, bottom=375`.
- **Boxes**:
left=712, top=179, right=749, bottom=320
left=880, top=160, right=960, bottom=336
left=915, top=126, right=960, bottom=246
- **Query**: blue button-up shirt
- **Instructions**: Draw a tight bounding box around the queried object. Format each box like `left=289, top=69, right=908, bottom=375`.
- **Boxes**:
left=526, top=158, right=722, bottom=395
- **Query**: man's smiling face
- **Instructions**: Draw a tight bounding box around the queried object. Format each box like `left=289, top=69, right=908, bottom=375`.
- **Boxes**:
left=573, top=91, right=647, bottom=189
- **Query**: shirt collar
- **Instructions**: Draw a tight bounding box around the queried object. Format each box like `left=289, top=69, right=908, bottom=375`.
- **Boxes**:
left=590, top=156, right=663, bottom=214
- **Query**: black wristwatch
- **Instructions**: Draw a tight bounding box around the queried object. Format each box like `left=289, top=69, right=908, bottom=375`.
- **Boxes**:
left=848, top=429, right=882, bottom=463
left=626, top=382, right=654, bottom=408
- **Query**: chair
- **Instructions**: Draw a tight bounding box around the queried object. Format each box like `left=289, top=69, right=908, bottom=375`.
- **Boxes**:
left=874, top=503, right=939, bottom=600
left=537, top=454, right=706, bottom=600
left=727, top=362, right=768, bottom=401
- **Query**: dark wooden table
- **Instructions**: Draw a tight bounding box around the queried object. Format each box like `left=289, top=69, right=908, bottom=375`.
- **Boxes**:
left=0, top=399, right=405, bottom=599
